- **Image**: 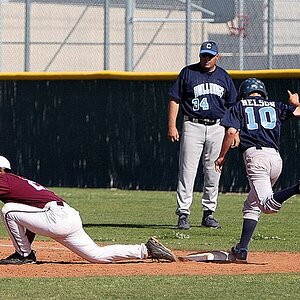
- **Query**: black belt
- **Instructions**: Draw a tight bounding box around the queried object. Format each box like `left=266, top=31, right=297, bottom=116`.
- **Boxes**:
left=255, top=146, right=278, bottom=152
left=185, top=116, right=220, bottom=126
left=57, top=201, right=64, bottom=206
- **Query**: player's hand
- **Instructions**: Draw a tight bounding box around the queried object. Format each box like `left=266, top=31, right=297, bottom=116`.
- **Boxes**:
left=168, top=127, right=179, bottom=142
left=215, top=157, right=225, bottom=173
left=231, top=132, right=240, bottom=148
left=287, top=90, right=300, bottom=106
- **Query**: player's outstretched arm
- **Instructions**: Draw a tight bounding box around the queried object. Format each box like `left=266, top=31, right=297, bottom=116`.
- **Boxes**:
left=215, top=127, right=237, bottom=173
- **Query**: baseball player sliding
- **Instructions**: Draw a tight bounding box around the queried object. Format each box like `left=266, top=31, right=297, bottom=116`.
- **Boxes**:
left=215, top=78, right=300, bottom=262
left=0, top=156, right=176, bottom=264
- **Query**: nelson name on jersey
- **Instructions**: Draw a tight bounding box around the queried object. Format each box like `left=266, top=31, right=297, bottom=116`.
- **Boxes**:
left=194, top=83, right=225, bottom=98
left=241, top=99, right=275, bottom=107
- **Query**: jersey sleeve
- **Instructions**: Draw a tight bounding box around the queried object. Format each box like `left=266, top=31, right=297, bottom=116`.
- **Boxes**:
left=225, top=76, right=238, bottom=108
left=168, top=69, right=185, bottom=102
left=220, top=103, right=242, bottom=130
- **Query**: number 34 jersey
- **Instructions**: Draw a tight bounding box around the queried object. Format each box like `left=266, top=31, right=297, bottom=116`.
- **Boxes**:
left=221, top=96, right=297, bottom=152
left=169, top=63, right=237, bottom=119
left=0, top=173, right=63, bottom=208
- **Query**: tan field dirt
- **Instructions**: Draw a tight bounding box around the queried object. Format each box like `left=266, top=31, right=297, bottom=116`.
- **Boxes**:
left=0, top=239, right=299, bottom=277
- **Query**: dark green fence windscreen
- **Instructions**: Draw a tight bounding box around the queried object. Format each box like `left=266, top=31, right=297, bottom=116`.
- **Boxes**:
left=0, top=74, right=299, bottom=192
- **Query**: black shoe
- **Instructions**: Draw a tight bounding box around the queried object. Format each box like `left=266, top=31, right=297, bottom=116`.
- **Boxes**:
left=201, top=215, right=221, bottom=228
left=230, top=244, right=248, bottom=263
left=0, top=251, right=36, bottom=265
left=145, top=237, right=177, bottom=262
left=177, top=214, right=190, bottom=230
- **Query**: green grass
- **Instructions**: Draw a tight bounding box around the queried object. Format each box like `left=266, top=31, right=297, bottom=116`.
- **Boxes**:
left=1, top=274, right=300, bottom=300
left=0, top=189, right=300, bottom=299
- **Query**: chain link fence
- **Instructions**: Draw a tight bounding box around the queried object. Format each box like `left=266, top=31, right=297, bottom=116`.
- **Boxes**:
left=1, top=0, right=299, bottom=72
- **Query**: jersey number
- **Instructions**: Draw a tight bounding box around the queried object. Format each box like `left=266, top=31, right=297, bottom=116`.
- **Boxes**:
left=192, top=97, right=209, bottom=111
left=27, top=179, right=47, bottom=191
left=245, top=107, right=276, bottom=130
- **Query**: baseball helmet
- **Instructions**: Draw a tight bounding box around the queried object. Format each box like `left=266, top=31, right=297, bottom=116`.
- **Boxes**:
left=0, top=156, right=11, bottom=170
left=237, top=78, right=268, bottom=100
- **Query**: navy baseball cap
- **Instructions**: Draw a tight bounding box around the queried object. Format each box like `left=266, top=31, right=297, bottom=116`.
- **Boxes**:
left=200, top=41, right=218, bottom=56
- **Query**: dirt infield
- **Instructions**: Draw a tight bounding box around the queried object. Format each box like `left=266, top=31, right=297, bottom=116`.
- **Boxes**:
left=1, top=239, right=300, bottom=277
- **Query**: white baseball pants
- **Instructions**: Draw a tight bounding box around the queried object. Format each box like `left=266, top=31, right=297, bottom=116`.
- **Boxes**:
left=1, top=201, right=148, bottom=263
left=242, top=147, right=283, bottom=221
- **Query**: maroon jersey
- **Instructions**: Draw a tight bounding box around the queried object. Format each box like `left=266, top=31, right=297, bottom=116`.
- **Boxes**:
left=0, top=173, right=63, bottom=208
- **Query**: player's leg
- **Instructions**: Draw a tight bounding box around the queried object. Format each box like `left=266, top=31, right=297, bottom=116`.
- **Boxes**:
left=231, top=147, right=282, bottom=262
left=273, top=182, right=300, bottom=203
left=50, top=204, right=151, bottom=263
left=245, top=147, right=282, bottom=214
left=231, top=157, right=280, bottom=262
left=1, top=201, right=87, bottom=258
left=1, top=201, right=149, bottom=264
left=201, top=123, right=224, bottom=228
left=55, top=226, right=149, bottom=263
left=176, top=121, right=205, bottom=228
left=1, top=203, right=43, bottom=257
left=39, top=202, right=149, bottom=263
left=231, top=147, right=276, bottom=262
left=230, top=186, right=261, bottom=263
left=259, top=148, right=299, bottom=204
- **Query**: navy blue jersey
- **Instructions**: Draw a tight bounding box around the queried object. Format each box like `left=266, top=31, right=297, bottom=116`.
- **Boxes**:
left=169, top=63, right=237, bottom=119
left=221, top=96, right=296, bottom=152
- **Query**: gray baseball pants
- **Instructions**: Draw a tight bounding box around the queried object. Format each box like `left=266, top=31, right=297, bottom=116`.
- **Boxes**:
left=176, top=120, right=224, bottom=216
left=242, top=147, right=283, bottom=221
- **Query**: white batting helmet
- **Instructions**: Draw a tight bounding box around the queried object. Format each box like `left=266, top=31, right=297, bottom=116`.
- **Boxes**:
left=0, top=156, right=11, bottom=170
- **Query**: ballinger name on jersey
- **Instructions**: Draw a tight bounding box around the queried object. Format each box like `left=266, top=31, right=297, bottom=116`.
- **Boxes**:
left=194, top=83, right=225, bottom=98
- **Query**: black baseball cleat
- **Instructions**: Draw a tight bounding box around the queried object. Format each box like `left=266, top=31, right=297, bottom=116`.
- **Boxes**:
left=201, top=215, right=221, bottom=228
left=177, top=214, right=190, bottom=230
left=146, top=237, right=177, bottom=262
left=230, top=244, right=248, bottom=263
left=0, top=251, right=36, bottom=265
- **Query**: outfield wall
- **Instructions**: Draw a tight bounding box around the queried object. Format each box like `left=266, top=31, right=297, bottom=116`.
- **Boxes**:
left=0, top=70, right=299, bottom=192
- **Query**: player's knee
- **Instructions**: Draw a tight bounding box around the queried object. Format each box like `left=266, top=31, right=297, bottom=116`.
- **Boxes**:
left=1, top=204, right=8, bottom=215
left=1, top=203, right=14, bottom=216
left=258, top=198, right=281, bottom=214
left=261, top=208, right=277, bottom=214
